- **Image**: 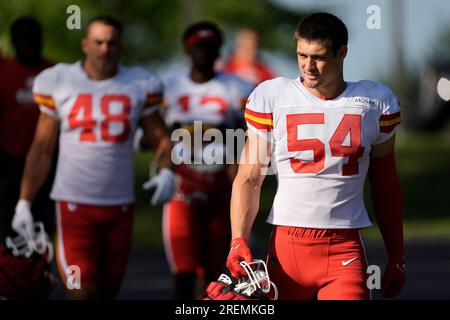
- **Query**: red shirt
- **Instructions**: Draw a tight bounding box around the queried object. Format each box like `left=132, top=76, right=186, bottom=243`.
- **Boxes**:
left=0, top=58, right=54, bottom=157
left=223, top=57, right=274, bottom=85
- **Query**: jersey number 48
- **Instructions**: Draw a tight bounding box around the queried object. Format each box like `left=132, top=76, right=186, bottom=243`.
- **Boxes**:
left=69, top=94, right=131, bottom=143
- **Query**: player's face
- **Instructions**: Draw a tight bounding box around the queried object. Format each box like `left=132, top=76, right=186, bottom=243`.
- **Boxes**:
left=296, top=38, right=346, bottom=89
left=82, top=22, right=122, bottom=76
left=187, top=41, right=220, bottom=72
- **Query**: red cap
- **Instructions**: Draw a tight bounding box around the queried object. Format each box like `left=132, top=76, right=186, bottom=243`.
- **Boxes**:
left=185, top=29, right=221, bottom=47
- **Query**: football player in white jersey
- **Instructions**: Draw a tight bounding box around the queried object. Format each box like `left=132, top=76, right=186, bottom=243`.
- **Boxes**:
left=157, top=22, right=253, bottom=299
left=226, top=12, right=405, bottom=299
left=10, top=16, right=175, bottom=299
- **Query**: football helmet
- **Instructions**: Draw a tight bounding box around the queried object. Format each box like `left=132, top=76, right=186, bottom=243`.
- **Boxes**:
left=0, top=222, right=56, bottom=300
left=5, top=222, right=53, bottom=263
left=203, top=259, right=278, bottom=300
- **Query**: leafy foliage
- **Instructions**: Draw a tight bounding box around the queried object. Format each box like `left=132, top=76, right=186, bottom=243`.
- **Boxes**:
left=0, top=0, right=307, bottom=65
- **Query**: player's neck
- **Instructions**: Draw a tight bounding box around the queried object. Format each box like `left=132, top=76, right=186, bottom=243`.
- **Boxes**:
left=190, top=68, right=216, bottom=83
left=306, top=78, right=347, bottom=100
left=82, top=61, right=118, bottom=81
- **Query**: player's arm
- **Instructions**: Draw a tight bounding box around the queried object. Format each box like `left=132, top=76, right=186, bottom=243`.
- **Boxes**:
left=369, top=134, right=405, bottom=298
left=227, top=129, right=272, bottom=277
left=141, top=111, right=173, bottom=170
left=141, top=111, right=175, bottom=206
left=20, top=112, right=59, bottom=202
left=231, top=131, right=271, bottom=238
left=12, top=112, right=59, bottom=238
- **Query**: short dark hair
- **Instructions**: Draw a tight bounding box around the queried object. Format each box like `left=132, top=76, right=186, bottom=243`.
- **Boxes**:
left=10, top=16, right=42, bottom=42
left=182, top=21, right=223, bottom=47
left=86, top=15, right=123, bottom=36
left=295, top=12, right=348, bottom=55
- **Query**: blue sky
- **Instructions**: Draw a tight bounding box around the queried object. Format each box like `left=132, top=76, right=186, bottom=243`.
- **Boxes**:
left=268, top=0, right=450, bottom=81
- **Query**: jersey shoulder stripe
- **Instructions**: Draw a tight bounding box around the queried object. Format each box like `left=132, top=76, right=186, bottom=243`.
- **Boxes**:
left=145, top=92, right=163, bottom=108
left=380, top=111, right=401, bottom=133
left=33, top=93, right=56, bottom=109
left=244, top=107, right=273, bottom=130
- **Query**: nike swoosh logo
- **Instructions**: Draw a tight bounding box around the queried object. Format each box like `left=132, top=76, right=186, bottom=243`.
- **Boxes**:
left=342, top=257, right=359, bottom=266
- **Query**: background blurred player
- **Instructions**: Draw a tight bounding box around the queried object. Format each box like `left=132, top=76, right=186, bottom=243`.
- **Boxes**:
left=223, top=28, right=275, bottom=85
left=157, top=21, right=253, bottom=299
left=226, top=12, right=405, bottom=300
left=0, top=16, right=55, bottom=239
left=10, top=16, right=175, bottom=299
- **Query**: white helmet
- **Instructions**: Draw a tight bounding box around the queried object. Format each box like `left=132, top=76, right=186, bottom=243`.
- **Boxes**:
left=5, top=222, right=53, bottom=264
left=210, top=259, right=278, bottom=300
left=235, top=259, right=278, bottom=300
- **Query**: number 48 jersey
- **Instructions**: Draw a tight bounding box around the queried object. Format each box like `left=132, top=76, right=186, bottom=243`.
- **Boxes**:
left=244, top=77, right=401, bottom=229
left=33, top=61, right=163, bottom=205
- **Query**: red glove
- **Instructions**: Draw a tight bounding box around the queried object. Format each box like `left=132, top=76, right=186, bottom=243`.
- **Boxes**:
left=226, top=237, right=253, bottom=278
left=203, top=280, right=256, bottom=300
left=381, top=256, right=406, bottom=298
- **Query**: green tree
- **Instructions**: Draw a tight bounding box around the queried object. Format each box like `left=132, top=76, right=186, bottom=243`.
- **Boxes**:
left=0, top=0, right=306, bottom=65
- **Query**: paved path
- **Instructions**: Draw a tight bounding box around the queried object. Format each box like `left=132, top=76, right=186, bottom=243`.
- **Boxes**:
left=49, top=238, right=450, bottom=300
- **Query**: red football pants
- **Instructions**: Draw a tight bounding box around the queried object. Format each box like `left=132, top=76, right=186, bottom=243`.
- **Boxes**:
left=267, top=225, right=370, bottom=300
left=162, top=195, right=231, bottom=282
left=55, top=201, right=133, bottom=297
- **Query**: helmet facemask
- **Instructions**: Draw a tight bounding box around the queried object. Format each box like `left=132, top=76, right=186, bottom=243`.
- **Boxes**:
left=5, top=222, right=53, bottom=264
left=233, top=259, right=278, bottom=300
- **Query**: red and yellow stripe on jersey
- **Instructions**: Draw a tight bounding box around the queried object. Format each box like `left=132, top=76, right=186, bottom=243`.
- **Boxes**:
left=34, top=93, right=56, bottom=110
left=145, top=92, right=163, bottom=110
left=244, top=108, right=273, bottom=131
left=379, top=112, right=401, bottom=133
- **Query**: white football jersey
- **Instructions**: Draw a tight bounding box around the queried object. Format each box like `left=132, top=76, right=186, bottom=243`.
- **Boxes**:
left=162, top=70, right=254, bottom=171
left=162, top=71, right=254, bottom=128
left=33, top=61, right=163, bottom=205
left=244, top=77, right=401, bottom=229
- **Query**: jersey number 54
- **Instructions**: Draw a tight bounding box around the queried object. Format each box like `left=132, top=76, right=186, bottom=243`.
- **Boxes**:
left=287, top=113, right=364, bottom=176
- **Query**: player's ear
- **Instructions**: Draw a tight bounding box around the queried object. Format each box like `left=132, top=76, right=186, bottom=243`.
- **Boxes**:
left=81, top=37, right=88, bottom=54
left=337, top=45, right=347, bottom=60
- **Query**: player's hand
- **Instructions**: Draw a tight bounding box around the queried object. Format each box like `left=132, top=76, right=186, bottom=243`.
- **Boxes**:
left=12, top=199, right=35, bottom=239
left=142, top=168, right=176, bottom=206
left=226, top=237, right=253, bottom=278
left=381, top=256, right=406, bottom=298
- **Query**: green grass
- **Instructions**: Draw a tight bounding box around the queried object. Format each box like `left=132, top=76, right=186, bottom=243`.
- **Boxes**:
left=131, top=151, right=163, bottom=250
left=394, top=129, right=450, bottom=219
left=362, top=217, right=450, bottom=240
left=131, top=130, right=450, bottom=249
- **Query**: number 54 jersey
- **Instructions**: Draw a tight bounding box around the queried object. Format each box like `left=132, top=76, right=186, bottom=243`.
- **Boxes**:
left=244, top=77, right=401, bottom=229
left=33, top=61, right=163, bottom=205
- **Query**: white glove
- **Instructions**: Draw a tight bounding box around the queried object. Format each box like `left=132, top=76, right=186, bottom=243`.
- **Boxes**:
left=12, top=199, right=35, bottom=239
left=142, top=168, right=176, bottom=206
